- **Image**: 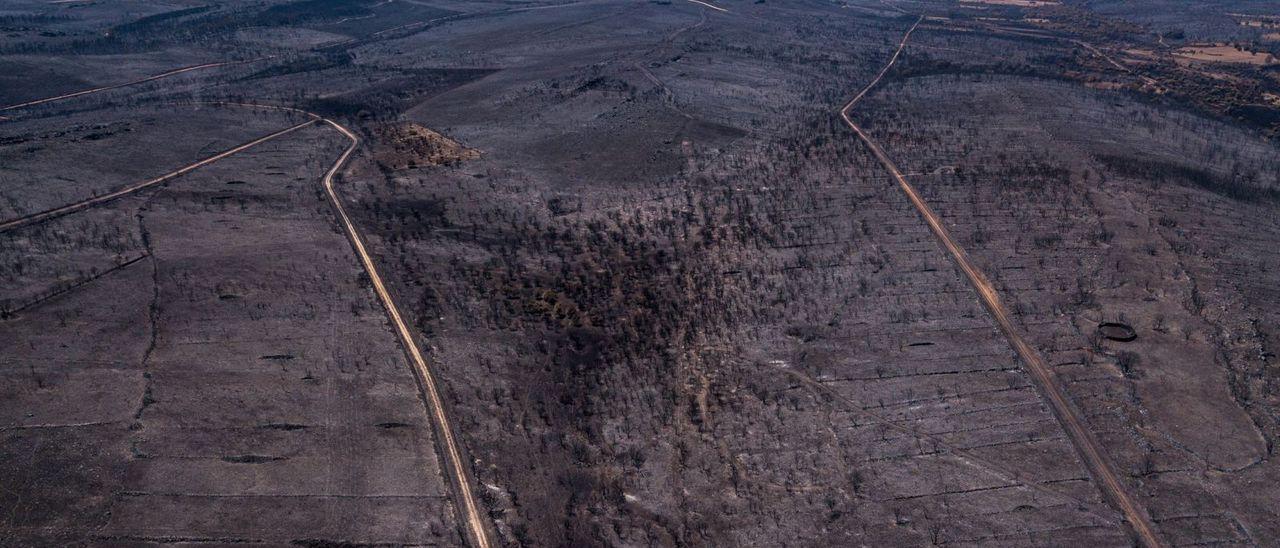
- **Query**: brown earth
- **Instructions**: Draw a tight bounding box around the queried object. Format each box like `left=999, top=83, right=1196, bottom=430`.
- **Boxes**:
left=372, top=122, right=479, bottom=171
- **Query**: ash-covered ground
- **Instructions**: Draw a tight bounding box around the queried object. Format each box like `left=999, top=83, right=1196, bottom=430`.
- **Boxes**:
left=2, top=0, right=1279, bottom=546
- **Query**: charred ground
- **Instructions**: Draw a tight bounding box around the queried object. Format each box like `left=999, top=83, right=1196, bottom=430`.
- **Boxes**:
left=2, top=0, right=1279, bottom=546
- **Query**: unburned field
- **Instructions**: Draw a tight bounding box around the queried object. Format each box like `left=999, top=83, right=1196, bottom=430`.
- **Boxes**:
left=1175, top=44, right=1277, bottom=65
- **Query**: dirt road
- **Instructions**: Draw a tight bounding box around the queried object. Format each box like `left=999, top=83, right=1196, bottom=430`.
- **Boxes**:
left=3, top=95, right=494, bottom=545
left=0, top=118, right=316, bottom=233
left=685, top=0, right=727, bottom=13
left=317, top=117, right=494, bottom=548
left=935, top=21, right=1159, bottom=87
left=0, top=60, right=259, bottom=112
left=838, top=17, right=1167, bottom=548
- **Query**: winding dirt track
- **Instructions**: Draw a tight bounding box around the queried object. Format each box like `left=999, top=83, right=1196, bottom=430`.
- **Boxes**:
left=316, top=117, right=494, bottom=548
left=0, top=118, right=316, bottom=233
left=3, top=100, right=494, bottom=546
left=838, top=17, right=1167, bottom=548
